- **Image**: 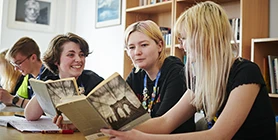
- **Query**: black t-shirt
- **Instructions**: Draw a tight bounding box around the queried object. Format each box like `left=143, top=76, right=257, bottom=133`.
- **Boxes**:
left=217, top=58, right=275, bottom=139
left=126, top=56, right=195, bottom=133
left=76, top=70, right=104, bottom=96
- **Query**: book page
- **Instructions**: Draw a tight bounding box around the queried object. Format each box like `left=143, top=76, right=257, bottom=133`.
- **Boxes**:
left=29, top=80, right=57, bottom=118
left=87, top=73, right=149, bottom=130
left=0, top=116, right=60, bottom=132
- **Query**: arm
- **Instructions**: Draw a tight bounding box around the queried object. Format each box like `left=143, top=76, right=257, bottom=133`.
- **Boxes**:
left=101, top=84, right=260, bottom=140
left=24, top=96, right=44, bottom=121
left=0, top=88, right=29, bottom=108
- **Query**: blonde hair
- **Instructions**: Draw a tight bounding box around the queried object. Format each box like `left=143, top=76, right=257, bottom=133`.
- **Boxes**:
left=175, top=1, right=238, bottom=121
left=124, top=20, right=167, bottom=69
left=0, top=49, right=22, bottom=93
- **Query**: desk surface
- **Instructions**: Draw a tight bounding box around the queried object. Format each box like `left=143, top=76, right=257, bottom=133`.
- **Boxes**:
left=0, top=126, right=86, bottom=140
left=0, top=106, right=86, bottom=140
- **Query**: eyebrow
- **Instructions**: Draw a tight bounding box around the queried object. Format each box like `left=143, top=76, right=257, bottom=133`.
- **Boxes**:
left=128, top=40, right=149, bottom=46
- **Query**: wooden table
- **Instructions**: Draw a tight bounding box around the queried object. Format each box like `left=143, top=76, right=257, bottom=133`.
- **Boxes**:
left=0, top=126, right=86, bottom=140
left=0, top=106, right=86, bottom=140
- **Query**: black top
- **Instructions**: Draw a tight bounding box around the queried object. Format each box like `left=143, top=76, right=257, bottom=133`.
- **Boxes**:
left=216, top=58, right=275, bottom=139
left=126, top=56, right=195, bottom=133
left=76, top=70, right=104, bottom=96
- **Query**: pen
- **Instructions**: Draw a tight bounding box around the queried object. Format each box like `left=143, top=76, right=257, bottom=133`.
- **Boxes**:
left=14, top=114, right=25, bottom=118
left=42, top=129, right=74, bottom=134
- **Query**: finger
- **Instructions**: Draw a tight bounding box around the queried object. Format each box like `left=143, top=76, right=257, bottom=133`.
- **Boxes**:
left=100, top=128, right=120, bottom=136
left=56, top=115, right=63, bottom=128
left=52, top=115, right=58, bottom=123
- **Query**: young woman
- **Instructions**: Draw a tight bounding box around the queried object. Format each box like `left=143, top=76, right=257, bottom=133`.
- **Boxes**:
left=101, top=1, right=276, bottom=139
left=124, top=20, right=195, bottom=133
left=24, top=33, right=104, bottom=129
left=0, top=49, right=33, bottom=108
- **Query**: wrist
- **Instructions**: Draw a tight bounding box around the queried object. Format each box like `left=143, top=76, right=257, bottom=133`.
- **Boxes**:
left=12, top=96, right=20, bottom=106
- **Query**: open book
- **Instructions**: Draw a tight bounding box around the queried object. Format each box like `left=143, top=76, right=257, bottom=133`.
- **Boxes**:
left=0, top=115, right=60, bottom=132
left=56, top=72, right=150, bottom=140
left=29, top=77, right=79, bottom=120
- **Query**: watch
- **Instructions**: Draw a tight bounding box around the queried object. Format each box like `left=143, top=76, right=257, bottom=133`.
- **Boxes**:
left=12, top=96, right=20, bottom=106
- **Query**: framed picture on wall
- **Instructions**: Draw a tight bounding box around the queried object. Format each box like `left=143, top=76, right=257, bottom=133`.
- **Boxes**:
left=8, top=0, right=56, bottom=32
left=95, top=0, right=122, bottom=28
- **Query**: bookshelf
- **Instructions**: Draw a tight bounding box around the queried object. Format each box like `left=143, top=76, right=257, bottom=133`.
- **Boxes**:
left=251, top=38, right=278, bottom=114
left=123, top=0, right=269, bottom=79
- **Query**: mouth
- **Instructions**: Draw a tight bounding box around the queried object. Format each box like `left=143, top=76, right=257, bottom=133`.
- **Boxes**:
left=135, top=58, right=145, bottom=62
left=71, top=65, right=82, bottom=69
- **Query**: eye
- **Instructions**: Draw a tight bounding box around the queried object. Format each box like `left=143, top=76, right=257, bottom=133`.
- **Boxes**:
left=67, top=53, right=75, bottom=57
left=141, top=43, right=148, bottom=47
left=79, top=53, right=85, bottom=57
left=127, top=45, right=135, bottom=50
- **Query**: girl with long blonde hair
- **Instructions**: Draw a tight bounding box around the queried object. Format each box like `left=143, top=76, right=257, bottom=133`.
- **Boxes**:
left=101, top=1, right=275, bottom=139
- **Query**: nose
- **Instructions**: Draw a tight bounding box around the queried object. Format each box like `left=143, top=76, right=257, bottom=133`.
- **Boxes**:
left=134, top=46, right=142, bottom=55
left=75, top=55, right=82, bottom=62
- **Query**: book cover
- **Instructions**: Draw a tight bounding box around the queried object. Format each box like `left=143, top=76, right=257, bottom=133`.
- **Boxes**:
left=29, top=77, right=80, bottom=118
left=56, top=72, right=150, bottom=140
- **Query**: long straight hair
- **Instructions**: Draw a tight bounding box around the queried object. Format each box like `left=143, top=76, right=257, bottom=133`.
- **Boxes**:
left=0, top=49, right=22, bottom=93
left=175, top=1, right=239, bottom=121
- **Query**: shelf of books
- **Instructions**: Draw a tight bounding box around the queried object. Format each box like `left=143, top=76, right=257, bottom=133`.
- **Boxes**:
left=251, top=38, right=278, bottom=95
left=124, top=0, right=269, bottom=79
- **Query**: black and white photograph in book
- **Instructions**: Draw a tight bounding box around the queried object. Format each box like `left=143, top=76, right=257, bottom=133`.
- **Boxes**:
left=87, top=76, right=146, bottom=130
left=8, top=0, right=56, bottom=32
left=46, top=80, right=79, bottom=105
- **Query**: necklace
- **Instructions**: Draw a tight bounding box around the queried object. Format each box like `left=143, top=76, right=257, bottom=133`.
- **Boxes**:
left=142, top=71, right=161, bottom=113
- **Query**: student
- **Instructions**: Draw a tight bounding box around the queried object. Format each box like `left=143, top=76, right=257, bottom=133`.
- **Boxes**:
left=0, top=49, right=31, bottom=107
left=101, top=1, right=276, bottom=139
left=124, top=20, right=195, bottom=133
left=24, top=33, right=104, bottom=130
left=5, top=37, right=57, bottom=108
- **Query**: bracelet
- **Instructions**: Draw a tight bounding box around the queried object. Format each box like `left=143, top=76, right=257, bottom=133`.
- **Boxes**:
left=20, top=98, right=25, bottom=108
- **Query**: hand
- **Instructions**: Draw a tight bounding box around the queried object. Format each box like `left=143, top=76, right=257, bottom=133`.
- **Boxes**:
left=100, top=129, right=146, bottom=140
left=0, top=88, right=13, bottom=105
left=53, top=114, right=78, bottom=131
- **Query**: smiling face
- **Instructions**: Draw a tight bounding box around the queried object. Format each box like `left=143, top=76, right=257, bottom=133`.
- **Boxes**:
left=126, top=31, right=162, bottom=71
left=56, top=42, right=85, bottom=79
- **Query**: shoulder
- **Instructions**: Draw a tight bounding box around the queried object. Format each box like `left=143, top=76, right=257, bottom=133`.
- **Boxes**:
left=230, top=58, right=261, bottom=77
left=41, top=68, right=59, bottom=81
left=126, top=68, right=145, bottom=83
left=228, top=58, right=264, bottom=91
left=80, top=70, right=104, bottom=82
left=161, top=56, right=185, bottom=77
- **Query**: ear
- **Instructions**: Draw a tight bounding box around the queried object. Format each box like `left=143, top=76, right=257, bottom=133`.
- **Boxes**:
left=54, top=62, right=59, bottom=66
left=30, top=54, right=37, bottom=61
left=157, top=40, right=163, bottom=52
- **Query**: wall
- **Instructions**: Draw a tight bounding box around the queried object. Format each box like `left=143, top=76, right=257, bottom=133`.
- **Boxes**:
left=0, top=0, right=124, bottom=79
left=1, top=0, right=276, bottom=79
left=270, top=0, right=278, bottom=37
left=74, top=0, right=125, bottom=79
left=0, top=0, right=75, bottom=54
